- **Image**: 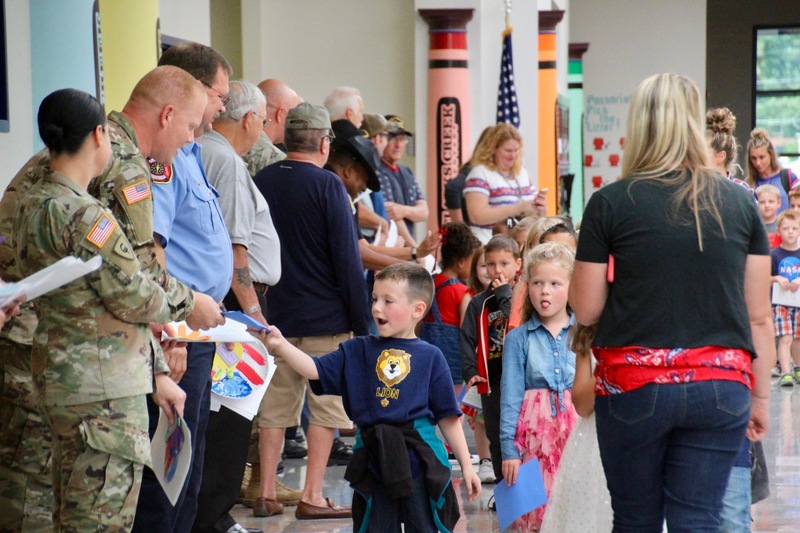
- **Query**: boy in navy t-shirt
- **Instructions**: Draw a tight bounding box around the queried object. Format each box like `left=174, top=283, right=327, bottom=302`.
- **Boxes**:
left=257, top=263, right=480, bottom=532
left=771, top=209, right=800, bottom=386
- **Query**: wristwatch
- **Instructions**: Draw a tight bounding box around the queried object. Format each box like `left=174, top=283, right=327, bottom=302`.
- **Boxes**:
left=410, top=247, right=418, bottom=260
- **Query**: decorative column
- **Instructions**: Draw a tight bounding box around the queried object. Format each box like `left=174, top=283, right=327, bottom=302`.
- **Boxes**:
left=537, top=10, right=564, bottom=215
left=418, top=8, right=474, bottom=230
left=568, top=42, right=589, bottom=220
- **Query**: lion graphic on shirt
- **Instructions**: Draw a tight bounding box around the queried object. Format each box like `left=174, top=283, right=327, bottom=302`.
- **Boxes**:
left=376, top=349, right=411, bottom=388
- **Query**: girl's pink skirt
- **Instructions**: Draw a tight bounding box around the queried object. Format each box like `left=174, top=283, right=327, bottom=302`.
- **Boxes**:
left=510, top=388, right=577, bottom=532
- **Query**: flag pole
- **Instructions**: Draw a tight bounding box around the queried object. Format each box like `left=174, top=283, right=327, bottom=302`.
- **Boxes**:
left=504, top=0, right=512, bottom=36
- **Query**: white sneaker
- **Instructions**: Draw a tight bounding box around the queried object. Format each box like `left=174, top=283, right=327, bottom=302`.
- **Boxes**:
left=478, top=459, right=496, bottom=484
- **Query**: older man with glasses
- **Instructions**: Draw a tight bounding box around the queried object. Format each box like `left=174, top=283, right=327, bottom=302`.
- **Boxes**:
left=193, top=80, right=281, bottom=533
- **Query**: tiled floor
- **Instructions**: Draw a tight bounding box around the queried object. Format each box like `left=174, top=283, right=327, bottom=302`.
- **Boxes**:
left=230, top=378, right=800, bottom=532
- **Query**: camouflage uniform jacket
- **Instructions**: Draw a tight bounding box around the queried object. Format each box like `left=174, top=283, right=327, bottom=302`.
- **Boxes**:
left=243, top=131, right=286, bottom=178
left=14, top=171, right=179, bottom=406
left=87, top=111, right=196, bottom=319
left=0, top=151, right=49, bottom=345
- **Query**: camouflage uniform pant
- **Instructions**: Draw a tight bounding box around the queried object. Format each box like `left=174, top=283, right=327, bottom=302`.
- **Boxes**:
left=43, top=396, right=150, bottom=533
left=0, top=338, right=52, bottom=533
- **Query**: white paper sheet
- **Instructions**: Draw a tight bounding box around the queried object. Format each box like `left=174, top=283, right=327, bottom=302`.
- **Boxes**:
left=150, top=411, right=192, bottom=506
left=772, top=283, right=800, bottom=307
left=385, top=220, right=399, bottom=247
left=0, top=255, right=102, bottom=308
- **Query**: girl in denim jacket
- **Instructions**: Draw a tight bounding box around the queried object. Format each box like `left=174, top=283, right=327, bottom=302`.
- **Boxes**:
left=499, top=243, right=578, bottom=531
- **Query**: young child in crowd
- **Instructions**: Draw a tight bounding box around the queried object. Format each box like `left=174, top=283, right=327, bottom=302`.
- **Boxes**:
left=461, top=236, right=521, bottom=485
left=539, top=223, right=578, bottom=250
left=512, top=216, right=539, bottom=256
left=539, top=323, right=612, bottom=532
left=420, top=222, right=481, bottom=390
left=757, top=184, right=782, bottom=248
left=467, top=245, right=492, bottom=295
left=790, top=187, right=800, bottom=211
left=771, top=209, right=800, bottom=386
left=509, top=218, right=578, bottom=329
left=462, top=246, right=496, bottom=483
left=499, top=243, right=578, bottom=531
left=257, top=263, right=481, bottom=531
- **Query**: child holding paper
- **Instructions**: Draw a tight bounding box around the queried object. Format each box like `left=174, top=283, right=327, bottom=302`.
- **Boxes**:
left=256, top=263, right=481, bottom=532
left=499, top=243, right=578, bottom=531
left=771, top=209, right=800, bottom=386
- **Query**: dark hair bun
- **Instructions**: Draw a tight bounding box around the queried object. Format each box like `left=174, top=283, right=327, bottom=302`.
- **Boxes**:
left=39, top=124, right=65, bottom=151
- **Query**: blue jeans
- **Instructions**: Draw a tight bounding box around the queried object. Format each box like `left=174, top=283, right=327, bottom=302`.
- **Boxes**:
left=365, top=474, right=437, bottom=533
left=595, top=381, right=750, bottom=533
left=718, top=466, right=751, bottom=532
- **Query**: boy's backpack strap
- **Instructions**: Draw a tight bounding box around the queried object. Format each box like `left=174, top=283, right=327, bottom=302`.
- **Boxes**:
left=781, top=168, right=790, bottom=194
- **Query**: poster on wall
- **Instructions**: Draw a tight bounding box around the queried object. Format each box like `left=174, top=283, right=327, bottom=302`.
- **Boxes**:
left=583, top=94, right=630, bottom=204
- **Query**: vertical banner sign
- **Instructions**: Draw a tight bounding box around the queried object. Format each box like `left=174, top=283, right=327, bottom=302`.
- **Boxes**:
left=437, top=97, right=462, bottom=217
left=419, top=9, right=474, bottom=230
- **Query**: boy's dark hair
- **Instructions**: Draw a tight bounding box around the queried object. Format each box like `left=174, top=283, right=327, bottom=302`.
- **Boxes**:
left=440, top=222, right=481, bottom=270
left=539, top=223, right=578, bottom=245
left=485, top=234, right=520, bottom=259
left=375, top=263, right=434, bottom=311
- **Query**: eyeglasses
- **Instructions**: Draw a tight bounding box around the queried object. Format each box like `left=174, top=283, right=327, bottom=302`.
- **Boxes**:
left=388, top=135, right=409, bottom=145
left=323, top=131, right=336, bottom=143
left=202, top=81, right=230, bottom=106
left=253, top=112, right=270, bottom=127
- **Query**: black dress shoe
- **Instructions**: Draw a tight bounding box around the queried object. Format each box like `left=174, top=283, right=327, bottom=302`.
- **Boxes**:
left=327, top=438, right=353, bottom=466
left=284, top=437, right=308, bottom=459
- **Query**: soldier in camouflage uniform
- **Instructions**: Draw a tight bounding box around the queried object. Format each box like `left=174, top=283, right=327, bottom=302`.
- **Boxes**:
left=0, top=151, right=54, bottom=533
left=0, top=68, right=223, bottom=532
left=13, top=88, right=191, bottom=531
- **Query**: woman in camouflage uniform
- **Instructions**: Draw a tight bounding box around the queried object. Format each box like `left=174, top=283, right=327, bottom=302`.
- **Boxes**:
left=13, top=89, right=186, bottom=532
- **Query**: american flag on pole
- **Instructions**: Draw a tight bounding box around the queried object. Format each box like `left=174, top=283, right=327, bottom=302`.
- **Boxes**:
left=496, top=28, right=520, bottom=127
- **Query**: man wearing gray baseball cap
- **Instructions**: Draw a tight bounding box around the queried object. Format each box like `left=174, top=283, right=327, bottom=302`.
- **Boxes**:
left=251, top=102, right=369, bottom=520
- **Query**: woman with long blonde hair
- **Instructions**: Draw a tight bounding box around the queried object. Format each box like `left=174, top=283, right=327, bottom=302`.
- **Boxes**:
left=569, top=74, right=775, bottom=531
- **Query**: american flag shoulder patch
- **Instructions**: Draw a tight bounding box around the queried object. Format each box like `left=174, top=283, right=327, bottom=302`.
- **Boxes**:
left=122, top=181, right=151, bottom=205
left=86, top=213, right=116, bottom=248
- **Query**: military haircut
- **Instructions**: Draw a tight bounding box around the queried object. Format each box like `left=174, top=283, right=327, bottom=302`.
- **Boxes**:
left=375, top=262, right=434, bottom=311
left=284, top=128, right=327, bottom=154
left=127, top=65, right=205, bottom=114
left=158, top=42, right=232, bottom=86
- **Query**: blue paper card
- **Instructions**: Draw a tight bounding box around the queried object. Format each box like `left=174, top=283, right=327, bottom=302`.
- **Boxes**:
left=493, top=458, right=548, bottom=532
left=222, top=311, right=270, bottom=332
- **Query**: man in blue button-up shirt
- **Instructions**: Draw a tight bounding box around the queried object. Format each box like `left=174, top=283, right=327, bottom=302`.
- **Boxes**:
left=133, top=43, right=238, bottom=533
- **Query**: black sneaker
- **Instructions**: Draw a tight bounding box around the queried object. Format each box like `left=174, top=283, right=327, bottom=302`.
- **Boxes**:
left=327, top=438, right=353, bottom=466
left=284, top=437, right=308, bottom=459
left=488, top=494, right=496, bottom=511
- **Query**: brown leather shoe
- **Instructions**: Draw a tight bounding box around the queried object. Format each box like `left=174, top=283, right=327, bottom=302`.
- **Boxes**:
left=253, top=497, right=283, bottom=517
left=295, top=498, right=352, bottom=519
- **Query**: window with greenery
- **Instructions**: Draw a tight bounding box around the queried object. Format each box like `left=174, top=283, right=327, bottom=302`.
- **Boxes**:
left=755, top=26, right=800, bottom=169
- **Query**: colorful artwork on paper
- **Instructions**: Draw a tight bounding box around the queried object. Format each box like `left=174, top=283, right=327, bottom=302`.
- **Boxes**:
left=211, top=342, right=267, bottom=399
